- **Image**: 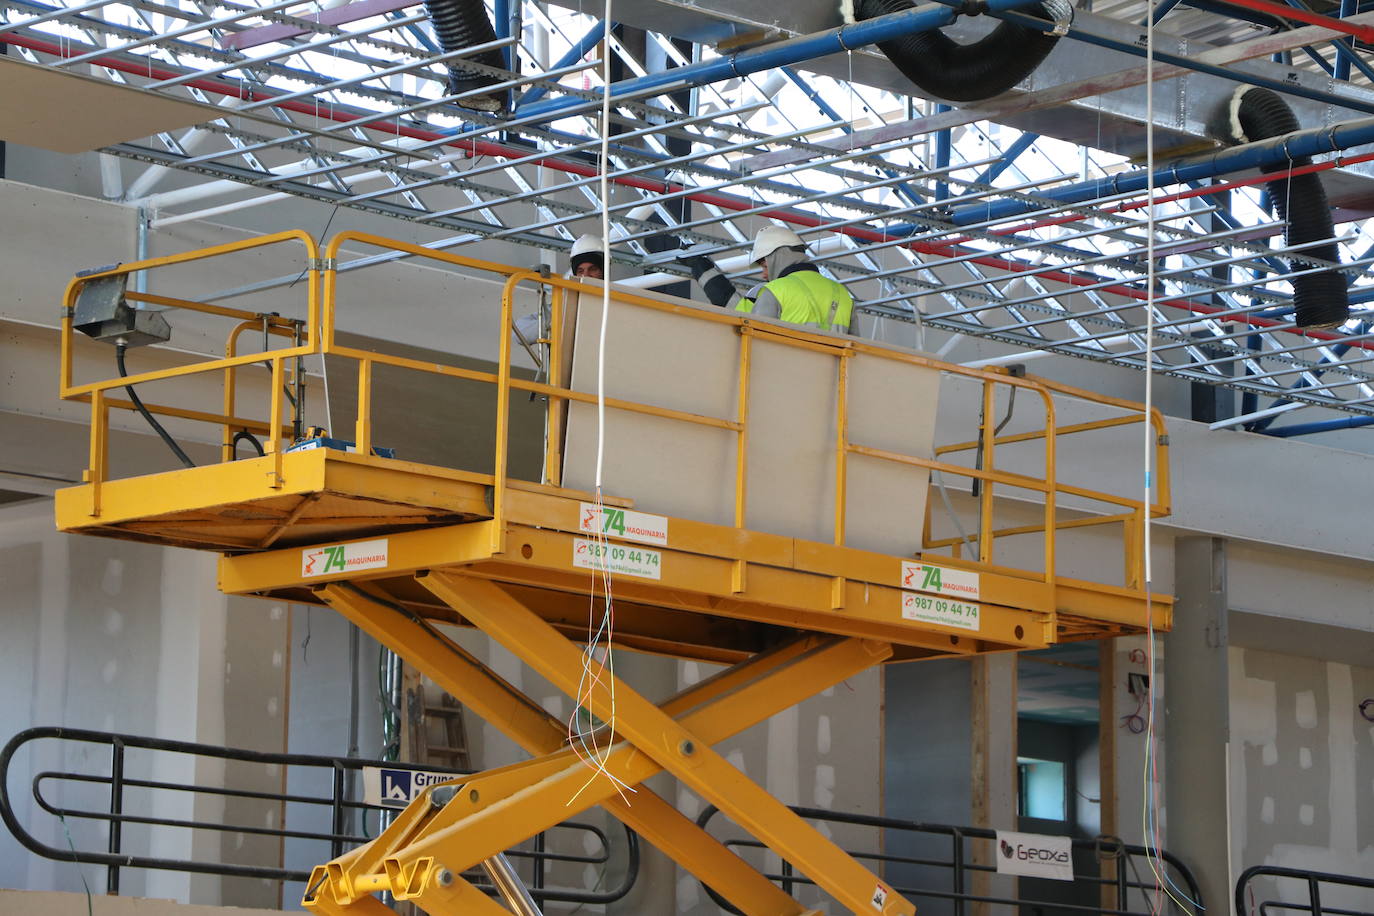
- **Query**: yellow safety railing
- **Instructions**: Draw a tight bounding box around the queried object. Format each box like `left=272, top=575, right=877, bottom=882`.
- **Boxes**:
left=60, top=229, right=1169, bottom=596
left=60, top=231, right=319, bottom=514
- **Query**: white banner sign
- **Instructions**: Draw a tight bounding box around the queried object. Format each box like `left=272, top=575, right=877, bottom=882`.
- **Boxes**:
left=301, top=538, right=389, bottom=578
left=579, top=503, right=669, bottom=546
left=995, top=830, right=1075, bottom=881
left=900, top=561, right=980, bottom=600
left=361, top=766, right=461, bottom=809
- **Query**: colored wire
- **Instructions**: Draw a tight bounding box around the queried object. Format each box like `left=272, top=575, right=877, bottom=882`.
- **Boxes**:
left=567, top=0, right=634, bottom=804
left=1142, top=17, right=1203, bottom=914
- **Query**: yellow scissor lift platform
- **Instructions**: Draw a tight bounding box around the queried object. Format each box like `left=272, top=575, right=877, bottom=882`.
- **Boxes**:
left=55, top=231, right=1171, bottom=915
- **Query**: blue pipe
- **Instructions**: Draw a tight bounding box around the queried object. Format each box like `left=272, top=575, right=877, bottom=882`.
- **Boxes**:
left=517, top=0, right=1047, bottom=123
left=1250, top=325, right=1362, bottom=431
left=948, top=114, right=1374, bottom=225
left=513, top=20, right=608, bottom=111
left=975, top=131, right=1039, bottom=186
left=1263, top=414, right=1374, bottom=437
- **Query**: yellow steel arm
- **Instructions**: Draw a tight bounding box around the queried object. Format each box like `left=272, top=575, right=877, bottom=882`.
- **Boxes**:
left=317, top=582, right=819, bottom=916
left=419, top=572, right=916, bottom=916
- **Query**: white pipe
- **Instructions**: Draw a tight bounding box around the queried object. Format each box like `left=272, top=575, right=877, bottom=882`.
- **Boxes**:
left=150, top=191, right=293, bottom=228
left=961, top=321, right=1218, bottom=369
left=125, top=119, right=225, bottom=202
left=98, top=154, right=123, bottom=201
left=617, top=235, right=851, bottom=289
left=142, top=132, right=439, bottom=210
left=1208, top=400, right=1303, bottom=430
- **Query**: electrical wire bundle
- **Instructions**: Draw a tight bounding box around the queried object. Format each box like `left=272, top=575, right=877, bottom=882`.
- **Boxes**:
left=566, top=0, right=635, bottom=806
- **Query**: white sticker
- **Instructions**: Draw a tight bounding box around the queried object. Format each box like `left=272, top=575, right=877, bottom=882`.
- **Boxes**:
left=900, top=561, right=980, bottom=600
left=995, top=830, right=1074, bottom=881
left=901, top=591, right=981, bottom=631
left=573, top=538, right=662, bottom=580
left=578, top=503, right=669, bottom=546
left=361, top=766, right=461, bottom=809
left=871, top=881, right=890, bottom=909
left=301, top=538, right=389, bottom=578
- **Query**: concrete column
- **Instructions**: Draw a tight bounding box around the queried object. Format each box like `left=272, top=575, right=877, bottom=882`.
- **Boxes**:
left=1165, top=536, right=1231, bottom=911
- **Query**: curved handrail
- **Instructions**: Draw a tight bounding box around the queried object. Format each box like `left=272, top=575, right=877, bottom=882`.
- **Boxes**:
left=1235, top=864, right=1374, bottom=916
left=1, top=726, right=638, bottom=903
left=696, top=803, right=1202, bottom=916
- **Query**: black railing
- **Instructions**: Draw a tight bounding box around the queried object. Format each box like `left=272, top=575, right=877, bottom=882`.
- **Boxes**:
left=0, top=727, right=637, bottom=905
left=697, top=804, right=1203, bottom=916
left=1236, top=865, right=1374, bottom=916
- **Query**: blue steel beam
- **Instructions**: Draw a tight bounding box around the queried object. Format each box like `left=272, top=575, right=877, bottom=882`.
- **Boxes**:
left=1336, top=0, right=1357, bottom=81
left=1149, top=0, right=1186, bottom=23
left=934, top=104, right=952, bottom=201
left=1251, top=323, right=1364, bottom=430
left=975, top=131, right=1040, bottom=186
left=516, top=0, right=1049, bottom=123
left=513, top=19, right=608, bottom=111
left=780, top=66, right=926, bottom=205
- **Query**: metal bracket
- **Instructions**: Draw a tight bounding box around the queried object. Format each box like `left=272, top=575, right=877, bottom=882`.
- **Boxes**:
left=309, top=258, right=337, bottom=271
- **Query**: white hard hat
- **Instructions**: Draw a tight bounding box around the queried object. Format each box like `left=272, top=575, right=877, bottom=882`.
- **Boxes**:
left=750, top=225, right=805, bottom=264
left=570, top=234, right=606, bottom=274
left=570, top=233, right=605, bottom=259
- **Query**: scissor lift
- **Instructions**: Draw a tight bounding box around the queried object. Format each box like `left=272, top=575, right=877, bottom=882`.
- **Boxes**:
left=54, top=231, right=1171, bottom=915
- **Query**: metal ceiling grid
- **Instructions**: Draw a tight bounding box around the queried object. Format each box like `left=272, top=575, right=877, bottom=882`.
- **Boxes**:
left=4, top=0, right=1374, bottom=432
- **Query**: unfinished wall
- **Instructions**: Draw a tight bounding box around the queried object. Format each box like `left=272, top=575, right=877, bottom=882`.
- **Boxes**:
left=0, top=498, right=293, bottom=908
left=1228, top=646, right=1374, bottom=911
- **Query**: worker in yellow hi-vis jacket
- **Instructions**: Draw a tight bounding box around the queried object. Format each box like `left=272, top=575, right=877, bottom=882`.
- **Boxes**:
left=678, top=225, right=856, bottom=335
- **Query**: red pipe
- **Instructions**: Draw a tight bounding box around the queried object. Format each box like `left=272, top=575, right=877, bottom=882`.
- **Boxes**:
left=4, top=30, right=1365, bottom=350
left=1211, top=0, right=1374, bottom=43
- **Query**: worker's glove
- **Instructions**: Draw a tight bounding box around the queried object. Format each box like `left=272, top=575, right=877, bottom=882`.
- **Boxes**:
left=680, top=254, right=736, bottom=308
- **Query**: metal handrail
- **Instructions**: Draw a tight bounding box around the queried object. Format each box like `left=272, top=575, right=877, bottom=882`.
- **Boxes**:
left=1236, top=865, right=1374, bottom=916
left=0, top=726, right=638, bottom=904
left=696, top=804, right=1203, bottom=916
left=59, top=229, right=1168, bottom=606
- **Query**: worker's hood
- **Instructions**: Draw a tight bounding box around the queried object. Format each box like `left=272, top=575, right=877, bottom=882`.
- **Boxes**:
left=764, top=246, right=807, bottom=283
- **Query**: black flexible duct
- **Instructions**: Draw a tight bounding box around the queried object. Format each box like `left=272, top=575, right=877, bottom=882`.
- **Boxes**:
left=115, top=344, right=196, bottom=469
left=1224, top=87, right=1348, bottom=329
left=422, top=0, right=507, bottom=113
left=855, top=0, right=1066, bottom=103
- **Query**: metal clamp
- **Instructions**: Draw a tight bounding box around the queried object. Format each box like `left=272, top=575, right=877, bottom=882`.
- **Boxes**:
left=309, top=257, right=338, bottom=271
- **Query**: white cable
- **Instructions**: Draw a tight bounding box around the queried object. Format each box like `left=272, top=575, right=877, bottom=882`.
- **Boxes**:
left=568, top=0, right=634, bottom=804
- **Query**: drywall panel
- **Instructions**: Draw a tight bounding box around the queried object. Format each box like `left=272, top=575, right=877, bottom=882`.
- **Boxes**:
left=1228, top=648, right=1374, bottom=906
left=562, top=291, right=738, bottom=524
left=0, top=179, right=136, bottom=327
left=562, top=293, right=939, bottom=552
left=0, top=60, right=214, bottom=154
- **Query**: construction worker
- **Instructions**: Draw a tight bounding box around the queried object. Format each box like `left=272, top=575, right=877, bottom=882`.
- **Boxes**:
left=569, top=233, right=605, bottom=280
left=680, top=226, right=855, bottom=334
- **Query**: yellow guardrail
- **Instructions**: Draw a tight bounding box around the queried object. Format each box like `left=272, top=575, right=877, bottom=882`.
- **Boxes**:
left=59, top=229, right=1169, bottom=595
